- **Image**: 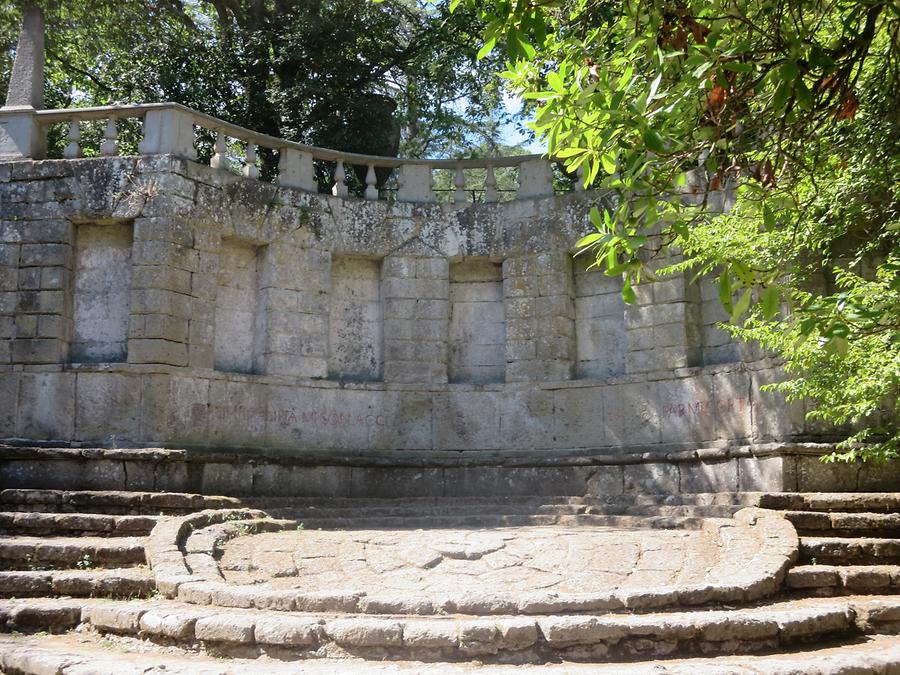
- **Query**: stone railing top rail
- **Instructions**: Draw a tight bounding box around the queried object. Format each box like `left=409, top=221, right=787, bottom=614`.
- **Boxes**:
left=34, top=102, right=546, bottom=169
left=2, top=101, right=581, bottom=203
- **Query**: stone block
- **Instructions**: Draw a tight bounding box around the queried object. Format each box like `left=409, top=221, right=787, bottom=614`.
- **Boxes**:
left=498, top=390, right=555, bottom=449
left=432, top=391, right=500, bottom=450
left=254, top=616, right=319, bottom=646
left=207, top=380, right=269, bottom=448
left=678, top=459, right=738, bottom=493
left=17, top=371, right=75, bottom=440
left=195, top=614, right=255, bottom=643
left=603, top=382, right=660, bottom=446
left=656, top=376, right=718, bottom=444
left=386, top=391, right=433, bottom=450
left=349, top=467, right=443, bottom=498
left=142, top=374, right=209, bottom=446
left=624, top=462, right=679, bottom=494
left=796, top=456, right=859, bottom=492
left=585, top=465, right=624, bottom=496
left=0, top=372, right=17, bottom=436
left=552, top=386, right=605, bottom=449
left=738, top=455, right=797, bottom=492
left=751, top=368, right=805, bottom=441
left=127, top=338, right=188, bottom=366
left=74, top=372, right=141, bottom=443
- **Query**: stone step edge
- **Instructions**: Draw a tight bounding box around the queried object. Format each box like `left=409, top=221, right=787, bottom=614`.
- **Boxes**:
left=800, top=537, right=900, bottom=563
left=788, top=565, right=900, bottom=593
left=0, top=535, right=146, bottom=567
left=0, top=568, right=155, bottom=598
left=144, top=507, right=797, bottom=615
left=3, top=596, right=899, bottom=661
left=760, top=493, right=900, bottom=512
left=0, top=489, right=242, bottom=512
left=6, top=633, right=900, bottom=675
left=0, top=511, right=159, bottom=536
left=783, top=510, right=900, bottom=533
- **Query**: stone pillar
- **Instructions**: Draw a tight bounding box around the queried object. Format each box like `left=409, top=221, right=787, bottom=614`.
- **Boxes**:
left=382, top=255, right=449, bottom=383
left=6, top=218, right=73, bottom=364
left=138, top=109, right=197, bottom=160
left=259, top=244, right=329, bottom=378
left=624, top=254, right=701, bottom=373
left=127, top=217, right=195, bottom=367
left=515, top=159, right=554, bottom=199
left=0, top=5, right=45, bottom=160
left=277, top=149, right=316, bottom=192
left=503, top=251, right=575, bottom=382
left=397, top=165, right=435, bottom=203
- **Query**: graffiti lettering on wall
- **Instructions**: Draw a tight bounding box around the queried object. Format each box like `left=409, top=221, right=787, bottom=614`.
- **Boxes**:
left=661, top=396, right=753, bottom=419
left=191, top=404, right=387, bottom=429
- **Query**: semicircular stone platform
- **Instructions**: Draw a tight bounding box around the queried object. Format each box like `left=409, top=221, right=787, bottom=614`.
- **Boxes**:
left=219, top=526, right=720, bottom=596
left=146, top=507, right=798, bottom=615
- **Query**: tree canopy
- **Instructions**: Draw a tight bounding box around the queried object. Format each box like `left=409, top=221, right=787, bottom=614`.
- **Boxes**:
left=1, top=0, right=513, bottom=167
left=456, top=0, right=899, bottom=460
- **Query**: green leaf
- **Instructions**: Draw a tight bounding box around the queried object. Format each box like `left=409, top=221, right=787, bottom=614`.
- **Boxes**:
left=722, top=61, right=753, bottom=73
left=642, top=128, right=666, bottom=153
left=476, top=37, right=496, bottom=60
left=762, top=203, right=776, bottom=231
left=718, top=270, right=733, bottom=312
left=761, top=285, right=780, bottom=319
left=622, top=276, right=636, bottom=304
left=600, top=153, right=617, bottom=174
left=795, top=79, right=814, bottom=110
left=731, top=288, right=753, bottom=323
left=576, top=233, right=602, bottom=248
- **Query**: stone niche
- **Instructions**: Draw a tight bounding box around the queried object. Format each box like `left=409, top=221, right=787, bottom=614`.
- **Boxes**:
left=70, top=223, right=134, bottom=363
left=448, top=259, right=505, bottom=384
left=327, top=256, right=383, bottom=381
left=214, top=238, right=265, bottom=374
left=573, top=255, right=625, bottom=378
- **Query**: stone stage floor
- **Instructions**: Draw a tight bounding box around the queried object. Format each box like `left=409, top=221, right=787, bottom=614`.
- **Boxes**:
left=218, top=526, right=722, bottom=597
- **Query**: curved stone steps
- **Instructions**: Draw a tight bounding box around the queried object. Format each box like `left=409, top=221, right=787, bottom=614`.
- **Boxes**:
left=800, top=536, right=900, bottom=566
left=0, top=511, right=160, bottom=537
left=0, top=535, right=146, bottom=569
left=783, top=510, right=900, bottom=538
left=0, top=489, right=242, bottom=515
left=0, top=568, right=154, bottom=598
left=787, top=564, right=900, bottom=596
left=3, top=633, right=900, bottom=674
left=0, top=595, right=897, bottom=664
left=759, top=493, right=900, bottom=514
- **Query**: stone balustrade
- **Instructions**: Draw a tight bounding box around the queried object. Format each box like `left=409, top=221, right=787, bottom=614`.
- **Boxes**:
left=1, top=102, right=571, bottom=203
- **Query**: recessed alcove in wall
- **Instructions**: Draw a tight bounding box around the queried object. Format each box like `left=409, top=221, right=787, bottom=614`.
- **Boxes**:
left=71, top=222, right=134, bottom=363
left=328, top=256, right=383, bottom=381
left=573, top=255, right=625, bottom=378
left=448, top=259, right=505, bottom=384
left=214, top=238, right=265, bottom=374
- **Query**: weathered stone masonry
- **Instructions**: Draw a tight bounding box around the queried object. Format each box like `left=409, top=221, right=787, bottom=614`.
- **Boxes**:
left=0, top=153, right=822, bottom=467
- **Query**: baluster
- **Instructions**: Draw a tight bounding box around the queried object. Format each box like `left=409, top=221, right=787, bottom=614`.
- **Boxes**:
left=63, top=120, right=81, bottom=159
left=454, top=165, right=467, bottom=203
left=364, top=163, right=378, bottom=200
left=575, top=165, right=586, bottom=191
left=484, top=165, right=498, bottom=203
left=210, top=131, right=227, bottom=170
left=332, top=159, right=348, bottom=198
left=242, top=142, right=259, bottom=179
left=99, top=118, right=118, bottom=156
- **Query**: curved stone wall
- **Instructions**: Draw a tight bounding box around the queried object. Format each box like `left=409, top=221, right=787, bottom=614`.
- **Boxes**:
left=0, top=155, right=818, bottom=455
